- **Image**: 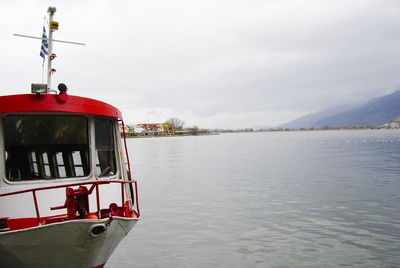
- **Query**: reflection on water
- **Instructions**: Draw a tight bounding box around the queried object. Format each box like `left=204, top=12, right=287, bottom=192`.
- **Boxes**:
left=108, top=130, right=400, bottom=267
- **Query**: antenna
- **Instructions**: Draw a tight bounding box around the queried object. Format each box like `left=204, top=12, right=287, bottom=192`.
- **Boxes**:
left=14, top=7, right=85, bottom=93
left=13, top=34, right=85, bottom=46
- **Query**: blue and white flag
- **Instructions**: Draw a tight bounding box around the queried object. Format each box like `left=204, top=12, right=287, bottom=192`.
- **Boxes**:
left=40, top=26, right=48, bottom=64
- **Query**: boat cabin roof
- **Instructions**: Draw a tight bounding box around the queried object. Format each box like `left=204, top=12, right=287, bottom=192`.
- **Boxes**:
left=0, top=94, right=122, bottom=119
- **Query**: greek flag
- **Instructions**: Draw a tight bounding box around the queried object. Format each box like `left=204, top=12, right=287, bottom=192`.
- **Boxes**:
left=40, top=26, right=48, bottom=64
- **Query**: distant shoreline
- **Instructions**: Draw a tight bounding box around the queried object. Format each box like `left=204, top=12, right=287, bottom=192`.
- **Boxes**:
left=123, top=126, right=400, bottom=138
left=124, top=133, right=219, bottom=138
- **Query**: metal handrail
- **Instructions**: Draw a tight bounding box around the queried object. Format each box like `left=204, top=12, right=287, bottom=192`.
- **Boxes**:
left=0, top=180, right=140, bottom=225
left=119, top=120, right=140, bottom=217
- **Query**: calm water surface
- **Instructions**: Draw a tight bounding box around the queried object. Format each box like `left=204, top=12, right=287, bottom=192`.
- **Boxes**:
left=108, top=129, right=400, bottom=267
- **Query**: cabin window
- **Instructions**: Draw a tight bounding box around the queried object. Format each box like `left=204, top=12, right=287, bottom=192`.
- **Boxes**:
left=95, top=118, right=117, bottom=177
left=55, top=152, right=67, bottom=177
left=3, top=115, right=89, bottom=181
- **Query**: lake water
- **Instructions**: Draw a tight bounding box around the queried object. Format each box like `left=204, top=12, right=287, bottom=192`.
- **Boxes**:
left=107, top=129, right=400, bottom=267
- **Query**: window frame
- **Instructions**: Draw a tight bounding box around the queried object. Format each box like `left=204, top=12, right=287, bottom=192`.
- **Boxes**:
left=1, top=112, right=93, bottom=184
left=93, top=116, right=120, bottom=179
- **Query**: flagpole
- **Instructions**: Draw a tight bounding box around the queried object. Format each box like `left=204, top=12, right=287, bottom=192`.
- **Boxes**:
left=47, top=7, right=56, bottom=92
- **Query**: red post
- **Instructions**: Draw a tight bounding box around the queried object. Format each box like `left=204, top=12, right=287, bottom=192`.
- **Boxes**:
left=32, top=191, right=41, bottom=225
left=134, top=181, right=140, bottom=217
left=95, top=183, right=100, bottom=218
left=121, top=183, right=125, bottom=208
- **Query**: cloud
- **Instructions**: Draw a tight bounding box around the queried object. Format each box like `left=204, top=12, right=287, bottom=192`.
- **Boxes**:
left=1, top=0, right=400, bottom=128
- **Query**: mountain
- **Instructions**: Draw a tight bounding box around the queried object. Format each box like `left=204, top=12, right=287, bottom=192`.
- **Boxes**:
left=280, top=90, right=400, bottom=129
left=279, top=104, right=361, bottom=129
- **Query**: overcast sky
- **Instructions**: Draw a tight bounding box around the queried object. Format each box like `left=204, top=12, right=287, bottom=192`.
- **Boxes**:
left=1, top=0, right=400, bottom=129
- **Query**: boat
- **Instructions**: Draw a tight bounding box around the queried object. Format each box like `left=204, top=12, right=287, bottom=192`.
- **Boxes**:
left=0, top=7, right=140, bottom=268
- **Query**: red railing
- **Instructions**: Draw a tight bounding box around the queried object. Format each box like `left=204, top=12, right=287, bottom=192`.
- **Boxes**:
left=0, top=180, right=140, bottom=227
left=119, top=120, right=138, bottom=210
left=0, top=120, right=140, bottom=229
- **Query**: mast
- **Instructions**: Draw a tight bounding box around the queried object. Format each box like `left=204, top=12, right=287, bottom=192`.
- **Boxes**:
left=14, top=7, right=84, bottom=94
left=47, top=7, right=57, bottom=92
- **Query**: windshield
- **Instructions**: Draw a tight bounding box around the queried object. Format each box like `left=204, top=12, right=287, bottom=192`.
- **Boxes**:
left=3, top=115, right=89, bottom=181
